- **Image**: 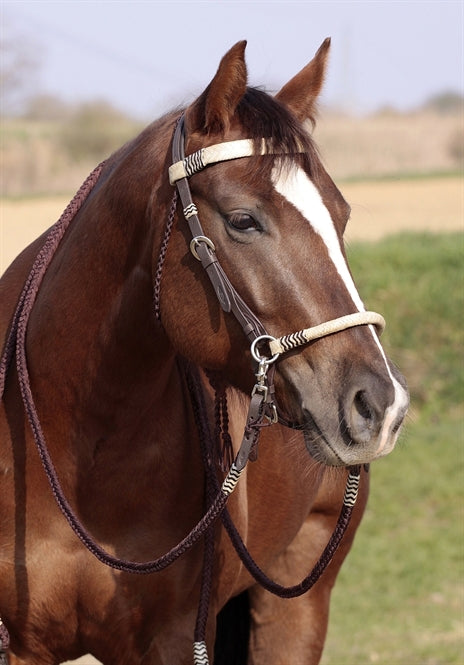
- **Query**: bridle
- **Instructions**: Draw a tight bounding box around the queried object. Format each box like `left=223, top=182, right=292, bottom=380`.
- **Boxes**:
left=0, top=114, right=386, bottom=664
left=168, top=116, right=385, bottom=351
left=168, top=114, right=384, bottom=417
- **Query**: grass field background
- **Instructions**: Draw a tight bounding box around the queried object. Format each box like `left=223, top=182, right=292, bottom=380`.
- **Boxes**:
left=321, top=232, right=463, bottom=665
left=1, top=176, right=462, bottom=275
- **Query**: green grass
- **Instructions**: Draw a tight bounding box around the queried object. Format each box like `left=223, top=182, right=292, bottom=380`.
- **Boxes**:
left=321, top=232, right=463, bottom=665
left=347, top=232, right=463, bottom=418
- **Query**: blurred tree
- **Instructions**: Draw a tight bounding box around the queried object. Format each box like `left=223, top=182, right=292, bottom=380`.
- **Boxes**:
left=23, top=93, right=72, bottom=121
left=423, top=90, right=463, bottom=114
left=59, top=99, right=141, bottom=161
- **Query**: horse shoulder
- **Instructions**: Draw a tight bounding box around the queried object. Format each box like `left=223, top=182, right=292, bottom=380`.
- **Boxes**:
left=246, top=467, right=369, bottom=664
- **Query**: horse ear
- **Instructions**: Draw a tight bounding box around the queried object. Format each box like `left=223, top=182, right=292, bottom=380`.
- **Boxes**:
left=275, top=37, right=331, bottom=122
left=185, top=41, right=248, bottom=136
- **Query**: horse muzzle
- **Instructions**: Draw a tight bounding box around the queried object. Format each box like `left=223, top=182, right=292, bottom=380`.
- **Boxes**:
left=278, top=358, right=409, bottom=468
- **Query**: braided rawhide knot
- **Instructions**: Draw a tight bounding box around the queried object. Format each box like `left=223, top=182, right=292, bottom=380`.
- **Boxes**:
left=344, top=466, right=361, bottom=507
left=0, top=618, right=9, bottom=663
left=193, top=640, right=209, bottom=665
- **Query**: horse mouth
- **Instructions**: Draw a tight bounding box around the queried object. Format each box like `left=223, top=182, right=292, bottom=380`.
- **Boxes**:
left=279, top=408, right=390, bottom=468
left=276, top=408, right=346, bottom=467
left=302, top=427, right=348, bottom=467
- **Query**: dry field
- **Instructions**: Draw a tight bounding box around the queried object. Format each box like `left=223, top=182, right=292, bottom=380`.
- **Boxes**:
left=1, top=175, right=462, bottom=274
left=1, top=109, right=461, bottom=198
left=316, top=110, right=461, bottom=179
left=2, top=109, right=462, bottom=273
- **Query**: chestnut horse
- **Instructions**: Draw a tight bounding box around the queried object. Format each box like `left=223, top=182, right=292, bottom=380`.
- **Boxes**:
left=0, top=40, right=408, bottom=664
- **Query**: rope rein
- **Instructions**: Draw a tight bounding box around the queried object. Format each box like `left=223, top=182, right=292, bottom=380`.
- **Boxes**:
left=0, top=114, right=381, bottom=662
left=221, top=469, right=361, bottom=598
left=0, top=620, right=8, bottom=664
left=0, top=161, right=106, bottom=398
left=183, top=362, right=362, bottom=662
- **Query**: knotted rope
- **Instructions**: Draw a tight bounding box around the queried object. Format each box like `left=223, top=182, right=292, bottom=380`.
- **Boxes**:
left=269, top=311, right=385, bottom=355
left=0, top=619, right=9, bottom=665
left=183, top=362, right=362, bottom=665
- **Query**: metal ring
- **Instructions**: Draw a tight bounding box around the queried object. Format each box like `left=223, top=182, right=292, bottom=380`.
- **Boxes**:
left=250, top=335, right=280, bottom=364
left=190, top=235, right=216, bottom=261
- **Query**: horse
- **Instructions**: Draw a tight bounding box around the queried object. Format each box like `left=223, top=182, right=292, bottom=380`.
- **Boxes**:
left=0, top=39, right=409, bottom=665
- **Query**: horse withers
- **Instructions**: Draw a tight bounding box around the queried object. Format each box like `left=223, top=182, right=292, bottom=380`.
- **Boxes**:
left=0, top=39, right=408, bottom=664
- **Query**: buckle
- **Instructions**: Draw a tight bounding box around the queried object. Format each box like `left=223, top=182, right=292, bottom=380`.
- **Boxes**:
left=190, top=236, right=216, bottom=261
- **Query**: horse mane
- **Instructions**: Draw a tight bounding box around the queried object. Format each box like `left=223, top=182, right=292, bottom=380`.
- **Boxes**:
left=233, top=86, right=320, bottom=178
left=188, top=84, right=320, bottom=183
left=100, top=87, right=319, bottom=201
left=237, top=87, right=313, bottom=146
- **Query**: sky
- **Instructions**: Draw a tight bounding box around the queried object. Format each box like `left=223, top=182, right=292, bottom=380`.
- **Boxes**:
left=2, top=1, right=463, bottom=119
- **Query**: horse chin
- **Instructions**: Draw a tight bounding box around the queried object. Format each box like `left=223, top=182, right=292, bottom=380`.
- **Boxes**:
left=277, top=410, right=348, bottom=468
left=281, top=410, right=394, bottom=468
left=301, top=418, right=399, bottom=468
left=301, top=427, right=376, bottom=468
left=302, top=429, right=348, bottom=468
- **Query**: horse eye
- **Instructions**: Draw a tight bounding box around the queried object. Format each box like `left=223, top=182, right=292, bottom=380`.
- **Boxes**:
left=226, top=213, right=260, bottom=232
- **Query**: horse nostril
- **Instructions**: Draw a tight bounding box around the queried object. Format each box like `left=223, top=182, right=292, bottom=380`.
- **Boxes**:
left=354, top=390, right=372, bottom=422
left=392, top=414, right=403, bottom=434
left=349, top=390, right=375, bottom=444
left=342, top=371, right=397, bottom=449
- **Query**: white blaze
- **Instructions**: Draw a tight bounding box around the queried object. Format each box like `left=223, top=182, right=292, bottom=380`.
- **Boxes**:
left=272, top=164, right=365, bottom=311
left=272, top=163, right=408, bottom=455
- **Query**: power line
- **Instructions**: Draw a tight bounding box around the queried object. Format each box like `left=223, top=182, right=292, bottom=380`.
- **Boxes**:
left=4, top=6, right=184, bottom=86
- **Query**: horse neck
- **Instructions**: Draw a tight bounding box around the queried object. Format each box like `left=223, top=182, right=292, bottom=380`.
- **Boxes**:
left=25, top=115, right=192, bottom=460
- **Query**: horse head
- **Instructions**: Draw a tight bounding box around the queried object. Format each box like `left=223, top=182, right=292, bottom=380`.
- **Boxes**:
left=159, top=39, right=409, bottom=468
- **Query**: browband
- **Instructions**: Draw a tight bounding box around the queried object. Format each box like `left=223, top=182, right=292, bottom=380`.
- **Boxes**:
left=169, top=137, right=306, bottom=184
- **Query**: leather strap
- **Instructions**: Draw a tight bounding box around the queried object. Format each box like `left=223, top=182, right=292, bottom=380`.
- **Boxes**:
left=171, top=118, right=267, bottom=342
